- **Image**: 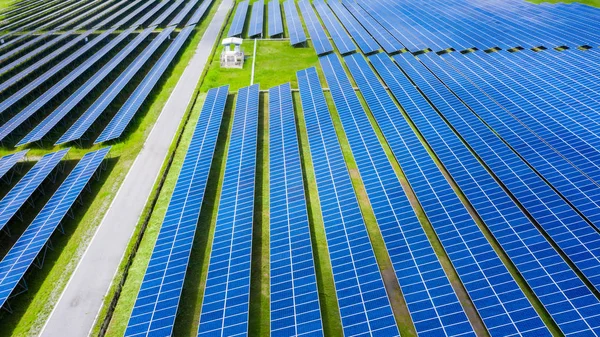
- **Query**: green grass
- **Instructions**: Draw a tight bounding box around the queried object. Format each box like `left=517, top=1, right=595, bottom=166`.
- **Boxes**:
left=201, top=40, right=320, bottom=92
left=530, top=0, right=600, bottom=6
left=0, top=2, right=224, bottom=335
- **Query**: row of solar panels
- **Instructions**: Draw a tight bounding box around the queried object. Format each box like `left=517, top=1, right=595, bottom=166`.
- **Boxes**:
left=128, top=49, right=600, bottom=337
left=0, top=147, right=110, bottom=310
left=0, top=0, right=214, bottom=147
left=353, top=0, right=600, bottom=52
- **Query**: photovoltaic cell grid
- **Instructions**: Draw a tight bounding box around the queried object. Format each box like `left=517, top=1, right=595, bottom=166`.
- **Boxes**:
left=0, top=149, right=68, bottom=233
left=0, top=147, right=109, bottom=309
left=297, top=0, right=332, bottom=56
left=125, top=85, right=228, bottom=337
left=248, top=0, right=264, bottom=37
left=369, top=53, right=600, bottom=336
left=0, top=150, right=27, bottom=181
left=341, top=1, right=403, bottom=54
left=283, top=0, right=307, bottom=45
left=268, top=0, right=283, bottom=37
left=17, top=27, right=155, bottom=146
left=56, top=26, right=177, bottom=145
left=313, top=0, right=355, bottom=55
left=269, top=83, right=324, bottom=337
left=420, top=51, right=600, bottom=232
left=394, top=53, right=600, bottom=336
left=198, top=84, right=259, bottom=337
left=320, top=53, right=474, bottom=337
left=228, top=0, right=249, bottom=37
left=326, top=0, right=379, bottom=54
left=297, top=67, right=400, bottom=337
left=439, top=53, right=600, bottom=292
left=345, top=55, right=549, bottom=336
left=0, top=26, right=137, bottom=143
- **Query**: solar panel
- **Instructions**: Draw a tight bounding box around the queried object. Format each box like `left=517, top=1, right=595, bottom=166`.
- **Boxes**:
left=320, top=53, right=474, bottom=337
left=297, top=67, right=400, bottom=337
left=186, top=0, right=214, bottom=26
left=369, top=52, right=598, bottom=336
left=197, top=84, right=259, bottom=337
left=267, top=0, right=283, bottom=37
left=0, top=149, right=68, bottom=233
left=228, top=0, right=249, bottom=37
left=420, top=52, right=600, bottom=233
left=0, top=150, right=27, bottom=182
left=0, top=147, right=110, bottom=310
left=297, top=0, right=333, bottom=55
left=125, top=85, right=228, bottom=337
left=342, top=1, right=403, bottom=54
left=0, top=27, right=136, bottom=143
left=268, top=83, right=324, bottom=337
left=283, top=0, right=307, bottom=45
left=95, top=26, right=195, bottom=144
left=18, top=27, right=156, bottom=146
left=248, top=0, right=264, bottom=37
left=326, top=0, right=379, bottom=54
left=168, top=0, right=200, bottom=27
left=56, top=26, right=177, bottom=145
left=313, top=1, right=355, bottom=55
left=0, top=0, right=123, bottom=64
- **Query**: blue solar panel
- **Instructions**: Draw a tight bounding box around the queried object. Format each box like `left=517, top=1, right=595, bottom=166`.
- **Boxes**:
left=248, top=0, right=264, bottom=37
left=327, top=0, right=379, bottom=54
left=369, top=52, right=599, bottom=336
left=298, top=0, right=332, bottom=56
left=0, top=28, right=117, bottom=112
left=438, top=53, right=600, bottom=290
left=17, top=27, right=155, bottom=147
left=125, top=85, right=228, bottom=337
left=267, top=0, right=283, bottom=37
left=0, top=0, right=125, bottom=66
left=268, top=83, right=324, bottom=337
left=228, top=0, right=249, bottom=37
left=342, top=1, right=403, bottom=54
left=187, top=0, right=213, bottom=26
left=283, top=0, right=307, bottom=45
left=197, top=84, right=259, bottom=337
left=297, top=67, right=400, bottom=337
left=0, top=149, right=68, bottom=233
left=420, top=51, right=600, bottom=235
left=56, top=26, right=177, bottom=145
left=0, top=150, right=27, bottom=181
left=0, top=27, right=136, bottom=143
left=168, top=0, right=200, bottom=27
left=0, top=147, right=110, bottom=309
left=320, top=53, right=474, bottom=337
left=313, top=1, right=355, bottom=55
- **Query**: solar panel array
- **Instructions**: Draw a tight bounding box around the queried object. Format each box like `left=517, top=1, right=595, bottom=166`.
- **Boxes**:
left=228, top=0, right=249, bottom=37
left=297, top=67, right=400, bottom=337
left=198, top=84, right=259, bottom=337
left=0, top=147, right=109, bottom=309
left=269, top=83, right=324, bottom=337
left=248, top=0, right=264, bottom=38
left=0, top=149, right=68, bottom=233
left=353, top=0, right=600, bottom=52
left=125, top=85, right=228, bottom=337
left=320, top=53, right=475, bottom=337
left=369, top=53, right=600, bottom=335
left=0, top=150, right=27, bottom=181
left=313, top=0, right=355, bottom=55
left=268, top=0, right=283, bottom=37
left=95, top=0, right=215, bottom=144
left=327, top=0, right=380, bottom=54
left=297, top=0, right=332, bottom=56
left=283, top=0, right=307, bottom=46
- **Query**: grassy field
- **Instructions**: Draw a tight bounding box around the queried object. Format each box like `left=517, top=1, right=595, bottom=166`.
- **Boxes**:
left=0, top=1, right=224, bottom=336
